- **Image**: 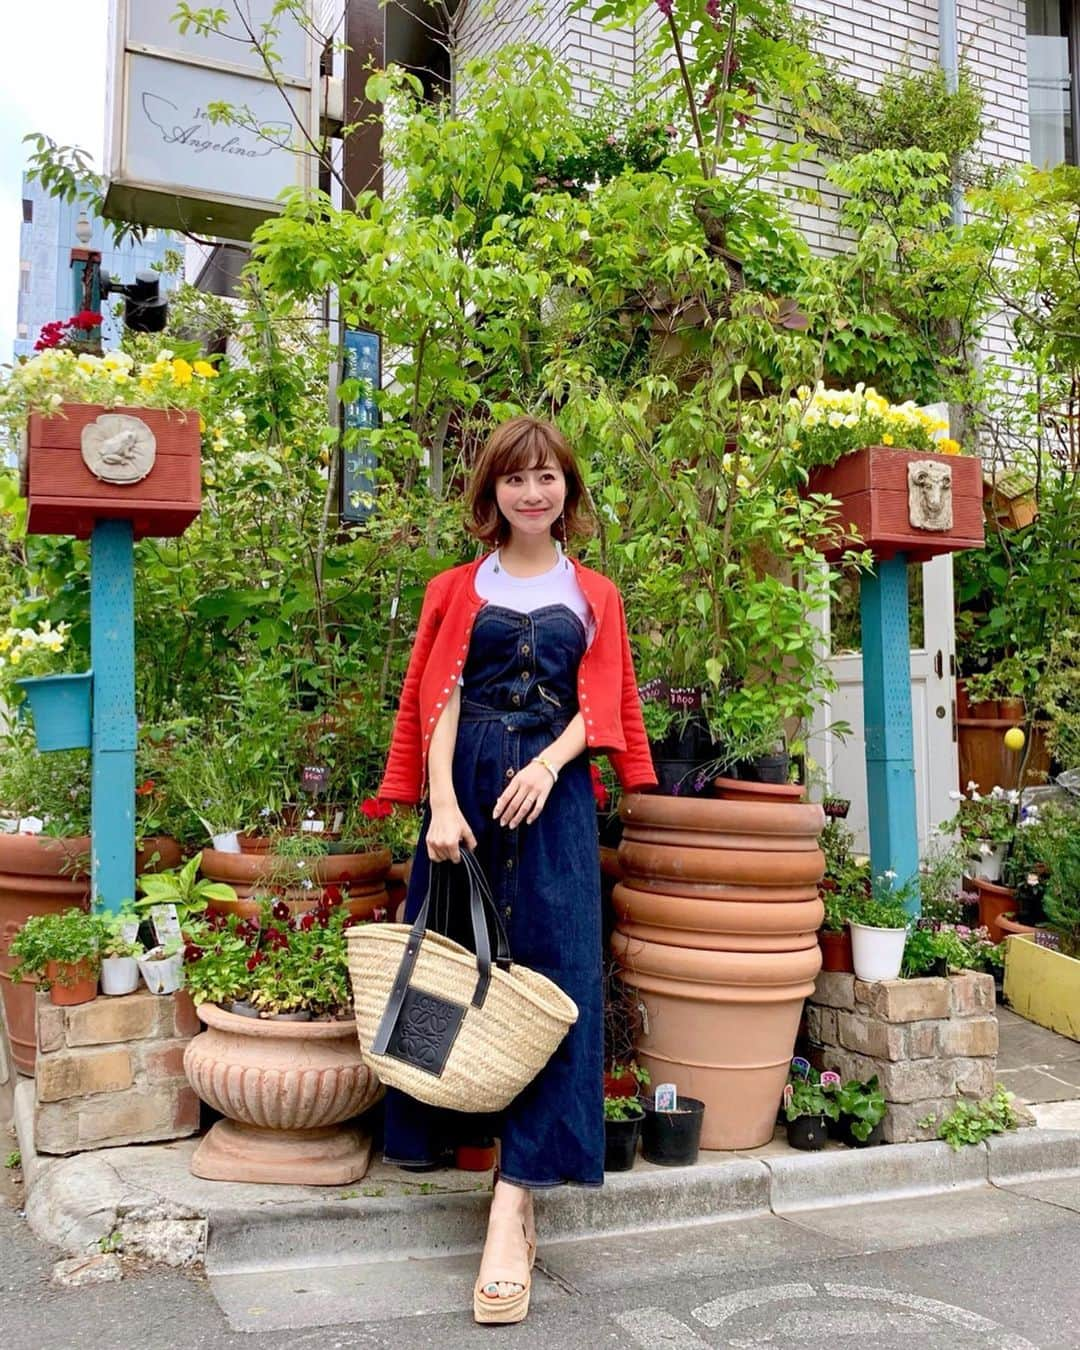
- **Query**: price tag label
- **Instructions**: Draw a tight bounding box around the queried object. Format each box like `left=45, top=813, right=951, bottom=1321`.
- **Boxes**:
left=790, top=1056, right=811, bottom=1079
left=150, top=903, right=181, bottom=947
left=654, top=1082, right=678, bottom=1112
left=820, top=1070, right=842, bottom=1089
left=301, top=765, right=330, bottom=795
left=638, top=677, right=670, bottom=704
left=783, top=1084, right=794, bottom=1107
left=668, top=685, right=702, bottom=710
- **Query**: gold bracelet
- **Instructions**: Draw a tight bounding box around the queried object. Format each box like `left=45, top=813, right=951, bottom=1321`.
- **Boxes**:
left=532, top=756, right=559, bottom=784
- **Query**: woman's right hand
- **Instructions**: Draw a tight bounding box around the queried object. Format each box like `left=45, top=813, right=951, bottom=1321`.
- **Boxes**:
left=426, top=800, right=478, bottom=863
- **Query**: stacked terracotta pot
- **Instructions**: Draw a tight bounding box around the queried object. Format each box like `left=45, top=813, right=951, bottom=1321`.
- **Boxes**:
left=611, top=793, right=825, bottom=1150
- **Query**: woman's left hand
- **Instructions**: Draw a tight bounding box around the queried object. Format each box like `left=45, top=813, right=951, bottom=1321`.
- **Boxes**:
left=494, top=761, right=556, bottom=829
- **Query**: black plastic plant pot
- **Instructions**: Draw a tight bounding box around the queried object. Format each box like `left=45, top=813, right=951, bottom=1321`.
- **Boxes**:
left=653, top=759, right=713, bottom=798
left=604, top=1112, right=644, bottom=1172
left=839, top=1119, right=885, bottom=1149
left=641, top=1096, right=705, bottom=1167
left=929, top=957, right=949, bottom=978
left=787, top=1112, right=829, bottom=1151
left=736, top=751, right=790, bottom=785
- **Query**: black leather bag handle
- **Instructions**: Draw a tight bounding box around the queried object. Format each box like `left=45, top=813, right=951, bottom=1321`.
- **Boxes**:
left=370, top=851, right=511, bottom=1057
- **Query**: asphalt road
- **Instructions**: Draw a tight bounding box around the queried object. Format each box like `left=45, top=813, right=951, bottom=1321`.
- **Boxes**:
left=4, top=1164, right=1080, bottom=1350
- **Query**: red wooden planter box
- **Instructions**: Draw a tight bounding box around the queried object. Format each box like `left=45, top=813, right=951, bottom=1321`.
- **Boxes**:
left=805, top=446, right=984, bottom=563
left=25, top=403, right=201, bottom=540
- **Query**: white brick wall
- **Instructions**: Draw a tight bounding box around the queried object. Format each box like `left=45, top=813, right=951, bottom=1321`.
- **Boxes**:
left=456, top=1, right=1032, bottom=371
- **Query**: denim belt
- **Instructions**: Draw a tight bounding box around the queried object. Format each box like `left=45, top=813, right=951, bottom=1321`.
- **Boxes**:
left=459, top=699, right=571, bottom=735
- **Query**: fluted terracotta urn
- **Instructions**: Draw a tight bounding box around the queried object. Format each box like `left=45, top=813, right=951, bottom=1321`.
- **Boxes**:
left=612, top=793, right=824, bottom=1150
left=199, top=846, right=391, bottom=920
left=183, top=1002, right=383, bottom=1184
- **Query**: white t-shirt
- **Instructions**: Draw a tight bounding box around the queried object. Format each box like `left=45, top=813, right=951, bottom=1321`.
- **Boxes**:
left=460, top=547, right=595, bottom=691
left=474, top=543, right=594, bottom=639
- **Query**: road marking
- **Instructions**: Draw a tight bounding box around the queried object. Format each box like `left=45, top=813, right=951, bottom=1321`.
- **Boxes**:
left=618, top=1283, right=1039, bottom=1349
left=614, top=1307, right=711, bottom=1348
left=824, top=1283, right=1040, bottom=1349
left=692, top=1283, right=816, bottom=1326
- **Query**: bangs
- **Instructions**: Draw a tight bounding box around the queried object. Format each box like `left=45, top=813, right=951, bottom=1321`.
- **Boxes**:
left=487, top=424, right=566, bottom=478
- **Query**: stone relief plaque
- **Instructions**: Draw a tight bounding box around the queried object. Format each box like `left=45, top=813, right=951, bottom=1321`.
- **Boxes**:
left=908, top=459, right=953, bottom=532
left=80, top=414, right=157, bottom=485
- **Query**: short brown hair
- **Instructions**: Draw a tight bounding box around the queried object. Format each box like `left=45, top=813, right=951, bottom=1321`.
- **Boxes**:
left=466, top=415, right=593, bottom=546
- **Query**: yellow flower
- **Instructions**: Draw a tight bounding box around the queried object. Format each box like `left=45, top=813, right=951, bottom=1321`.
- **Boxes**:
left=882, top=433, right=894, bottom=445
left=192, top=360, right=218, bottom=379
left=938, top=437, right=961, bottom=455
left=827, top=412, right=844, bottom=428
left=171, top=358, right=194, bottom=386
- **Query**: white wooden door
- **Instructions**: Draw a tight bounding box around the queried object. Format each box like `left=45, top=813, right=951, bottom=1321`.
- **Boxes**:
left=807, top=553, right=959, bottom=856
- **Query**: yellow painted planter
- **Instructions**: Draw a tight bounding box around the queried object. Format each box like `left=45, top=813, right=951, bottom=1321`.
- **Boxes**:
left=1004, top=934, right=1080, bottom=1042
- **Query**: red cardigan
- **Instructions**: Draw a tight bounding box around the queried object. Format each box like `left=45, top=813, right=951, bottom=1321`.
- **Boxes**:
left=378, top=554, right=657, bottom=803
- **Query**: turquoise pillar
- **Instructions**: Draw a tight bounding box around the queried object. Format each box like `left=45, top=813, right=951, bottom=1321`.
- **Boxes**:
left=860, top=554, right=921, bottom=915
left=90, top=520, right=136, bottom=912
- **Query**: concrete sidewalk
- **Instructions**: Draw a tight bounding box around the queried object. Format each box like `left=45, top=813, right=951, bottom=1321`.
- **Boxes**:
left=9, top=1004, right=1080, bottom=1274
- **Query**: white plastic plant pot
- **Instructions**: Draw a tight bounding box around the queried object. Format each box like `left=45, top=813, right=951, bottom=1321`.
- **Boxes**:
left=211, top=830, right=242, bottom=854
left=100, top=956, right=140, bottom=996
left=968, top=844, right=1006, bottom=883
left=849, top=922, right=907, bottom=983
left=137, top=948, right=184, bottom=995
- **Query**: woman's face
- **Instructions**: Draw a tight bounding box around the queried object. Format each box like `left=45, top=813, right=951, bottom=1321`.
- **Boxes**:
left=494, top=457, right=567, bottom=540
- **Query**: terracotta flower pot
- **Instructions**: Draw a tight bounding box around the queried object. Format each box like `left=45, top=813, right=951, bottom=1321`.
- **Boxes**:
left=713, top=777, right=805, bottom=805
left=997, top=914, right=1036, bottom=939
left=199, top=846, right=391, bottom=920
left=818, top=927, right=854, bottom=973
left=0, top=833, right=90, bottom=1073
left=974, top=877, right=1018, bottom=944
left=613, top=793, right=824, bottom=1151
left=45, top=959, right=97, bottom=1006
left=183, top=1001, right=383, bottom=1184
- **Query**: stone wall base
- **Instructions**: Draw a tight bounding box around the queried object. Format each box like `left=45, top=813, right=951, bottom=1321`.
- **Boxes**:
left=807, top=970, right=999, bottom=1143
left=34, top=989, right=200, bottom=1155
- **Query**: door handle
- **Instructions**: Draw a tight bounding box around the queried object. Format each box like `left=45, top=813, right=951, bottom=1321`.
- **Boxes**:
left=934, top=650, right=944, bottom=679
left=936, top=705, right=947, bottom=718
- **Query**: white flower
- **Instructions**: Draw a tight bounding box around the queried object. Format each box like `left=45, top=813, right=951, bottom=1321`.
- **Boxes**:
left=1026, top=873, right=1039, bottom=887
left=966, top=781, right=979, bottom=793
left=978, top=841, right=993, bottom=856
left=884, top=869, right=897, bottom=880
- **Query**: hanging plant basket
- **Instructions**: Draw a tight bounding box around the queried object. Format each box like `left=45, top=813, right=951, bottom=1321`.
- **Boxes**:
left=15, top=672, right=93, bottom=752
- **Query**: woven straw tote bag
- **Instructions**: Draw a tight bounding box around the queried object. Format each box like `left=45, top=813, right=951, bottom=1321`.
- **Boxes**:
left=347, top=849, right=578, bottom=1113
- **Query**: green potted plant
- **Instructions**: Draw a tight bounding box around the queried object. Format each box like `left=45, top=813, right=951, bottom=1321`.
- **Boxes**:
left=848, top=879, right=912, bottom=982
left=834, top=1075, right=887, bottom=1147
left=9, top=906, right=103, bottom=1006
left=603, top=1095, right=645, bottom=1172
left=99, top=907, right=144, bottom=996
left=134, top=852, right=239, bottom=932
left=784, top=1076, right=840, bottom=1151
left=180, top=894, right=380, bottom=1183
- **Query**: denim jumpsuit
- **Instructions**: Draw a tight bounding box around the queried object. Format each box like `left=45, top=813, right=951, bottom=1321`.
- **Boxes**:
left=382, top=601, right=604, bottom=1188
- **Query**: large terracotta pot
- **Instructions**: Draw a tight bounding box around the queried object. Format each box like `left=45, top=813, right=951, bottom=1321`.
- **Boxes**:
left=0, top=833, right=181, bottom=1073
left=199, top=846, right=391, bottom=921
left=974, top=877, right=1018, bottom=944
left=183, top=1001, right=383, bottom=1184
left=0, top=833, right=90, bottom=1074
left=613, top=793, right=824, bottom=1150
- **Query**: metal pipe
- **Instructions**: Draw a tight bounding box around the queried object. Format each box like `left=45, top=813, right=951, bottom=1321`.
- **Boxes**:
left=939, top=0, right=965, bottom=226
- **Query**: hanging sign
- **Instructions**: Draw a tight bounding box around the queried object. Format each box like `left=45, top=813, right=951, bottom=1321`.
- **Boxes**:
left=340, top=329, right=381, bottom=524
left=103, top=0, right=316, bottom=239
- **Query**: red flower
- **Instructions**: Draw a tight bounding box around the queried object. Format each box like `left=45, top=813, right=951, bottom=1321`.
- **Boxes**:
left=324, top=885, right=343, bottom=905
left=271, top=900, right=291, bottom=922
left=183, top=942, right=204, bottom=963
left=299, top=912, right=316, bottom=931
left=66, top=310, right=103, bottom=331
left=34, top=321, right=67, bottom=351
left=135, top=779, right=156, bottom=796
left=360, top=797, right=393, bottom=820
left=246, top=953, right=264, bottom=971
left=590, top=763, right=610, bottom=811
left=264, top=926, right=290, bottom=950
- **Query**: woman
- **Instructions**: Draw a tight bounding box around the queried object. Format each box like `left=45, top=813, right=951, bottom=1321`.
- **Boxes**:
left=378, top=414, right=656, bottom=1324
